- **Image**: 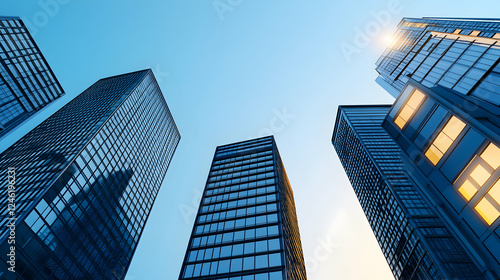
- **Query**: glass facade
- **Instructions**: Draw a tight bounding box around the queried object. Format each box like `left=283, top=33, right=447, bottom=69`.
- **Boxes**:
left=332, top=105, right=483, bottom=279
left=382, top=81, right=500, bottom=279
left=0, top=16, right=64, bottom=137
left=330, top=17, right=500, bottom=279
left=0, top=69, right=180, bottom=279
left=179, top=136, right=306, bottom=280
left=376, top=17, right=500, bottom=106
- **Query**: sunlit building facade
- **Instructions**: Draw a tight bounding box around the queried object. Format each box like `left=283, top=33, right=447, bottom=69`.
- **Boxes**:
left=0, top=16, right=64, bottom=137
left=376, top=17, right=500, bottom=102
left=0, top=69, right=180, bottom=279
left=179, top=136, right=307, bottom=280
left=332, top=105, right=484, bottom=279
left=333, top=17, right=500, bottom=279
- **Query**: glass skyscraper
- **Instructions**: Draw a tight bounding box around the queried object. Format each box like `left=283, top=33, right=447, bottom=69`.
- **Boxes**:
left=333, top=17, right=500, bottom=279
left=0, top=69, right=180, bottom=279
left=376, top=17, right=500, bottom=103
left=333, top=105, right=483, bottom=279
left=179, top=136, right=307, bottom=280
left=0, top=16, right=64, bottom=137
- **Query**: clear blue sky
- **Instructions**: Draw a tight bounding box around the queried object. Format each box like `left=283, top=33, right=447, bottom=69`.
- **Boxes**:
left=1, top=1, right=500, bottom=279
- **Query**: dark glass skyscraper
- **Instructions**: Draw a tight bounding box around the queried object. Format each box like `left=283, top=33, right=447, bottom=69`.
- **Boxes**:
left=0, top=69, right=180, bottom=279
left=0, top=16, right=64, bottom=137
left=179, top=136, right=306, bottom=280
left=333, top=17, right=500, bottom=279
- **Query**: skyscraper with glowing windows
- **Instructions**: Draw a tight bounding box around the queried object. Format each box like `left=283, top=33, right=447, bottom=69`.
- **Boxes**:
left=333, top=17, right=500, bottom=279
left=178, top=136, right=307, bottom=280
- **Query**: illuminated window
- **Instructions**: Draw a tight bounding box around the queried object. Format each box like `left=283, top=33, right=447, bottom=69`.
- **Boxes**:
left=453, top=29, right=462, bottom=34
left=470, top=30, right=481, bottom=36
left=475, top=180, right=500, bottom=225
left=489, top=180, right=500, bottom=205
left=454, top=142, right=500, bottom=226
left=480, top=143, right=500, bottom=169
left=470, top=165, right=491, bottom=186
left=393, top=89, right=425, bottom=129
left=414, top=23, right=428, bottom=28
left=424, top=116, right=465, bottom=165
left=458, top=180, right=478, bottom=201
left=475, top=197, right=500, bottom=225
left=494, top=33, right=500, bottom=39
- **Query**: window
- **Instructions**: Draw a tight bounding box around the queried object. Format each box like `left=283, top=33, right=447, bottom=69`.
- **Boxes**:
left=457, top=143, right=499, bottom=201
left=476, top=178, right=500, bottom=225
left=475, top=196, right=500, bottom=225
left=470, top=30, right=481, bottom=36
left=394, top=89, right=425, bottom=129
left=424, top=116, right=466, bottom=165
left=453, top=29, right=462, bottom=34
left=455, top=142, right=500, bottom=225
left=480, top=142, right=500, bottom=169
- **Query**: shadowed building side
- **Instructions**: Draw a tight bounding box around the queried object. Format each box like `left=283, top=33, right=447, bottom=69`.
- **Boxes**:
left=0, top=69, right=180, bottom=279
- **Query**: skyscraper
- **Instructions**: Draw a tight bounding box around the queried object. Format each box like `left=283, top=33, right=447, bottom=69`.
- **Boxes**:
left=376, top=17, right=500, bottom=100
left=0, top=69, right=180, bottom=279
left=178, top=136, right=307, bottom=280
left=333, top=17, right=500, bottom=279
left=0, top=16, right=64, bottom=137
left=333, top=105, right=484, bottom=279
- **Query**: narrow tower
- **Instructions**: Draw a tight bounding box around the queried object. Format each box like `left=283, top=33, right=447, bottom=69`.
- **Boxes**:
left=179, top=136, right=307, bottom=280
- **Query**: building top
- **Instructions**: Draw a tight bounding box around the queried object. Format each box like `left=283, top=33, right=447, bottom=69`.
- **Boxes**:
left=0, top=16, right=64, bottom=137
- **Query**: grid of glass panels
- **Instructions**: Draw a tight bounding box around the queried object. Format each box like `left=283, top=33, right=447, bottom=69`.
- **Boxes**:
left=179, top=136, right=307, bottom=280
left=385, top=82, right=500, bottom=277
left=455, top=142, right=500, bottom=225
left=376, top=18, right=500, bottom=106
left=0, top=16, right=64, bottom=136
left=0, top=70, right=180, bottom=279
left=332, top=105, right=483, bottom=279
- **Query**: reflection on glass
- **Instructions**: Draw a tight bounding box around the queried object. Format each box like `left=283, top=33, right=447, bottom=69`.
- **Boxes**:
left=38, top=169, right=134, bottom=279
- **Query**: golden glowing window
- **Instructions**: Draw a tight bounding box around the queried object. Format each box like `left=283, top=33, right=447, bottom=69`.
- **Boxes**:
left=489, top=180, right=500, bottom=205
left=458, top=179, right=478, bottom=201
left=475, top=197, right=500, bottom=225
left=413, top=23, right=428, bottom=28
left=494, top=33, right=500, bottom=39
left=453, top=29, right=462, bottom=34
left=470, top=30, right=481, bottom=36
left=454, top=141, right=500, bottom=226
left=393, top=90, right=425, bottom=129
left=424, top=116, right=465, bottom=165
left=475, top=180, right=500, bottom=225
left=470, top=165, right=491, bottom=186
left=480, top=143, right=500, bottom=169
